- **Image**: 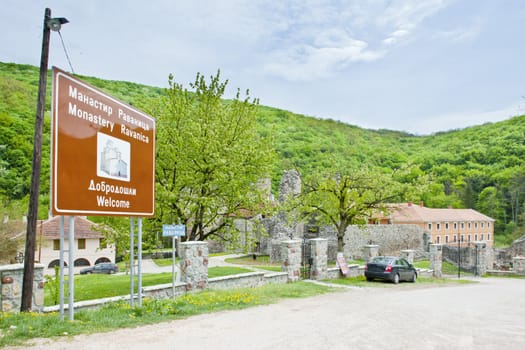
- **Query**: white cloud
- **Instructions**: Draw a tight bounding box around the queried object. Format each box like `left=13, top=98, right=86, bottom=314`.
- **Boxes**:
left=258, top=0, right=454, bottom=81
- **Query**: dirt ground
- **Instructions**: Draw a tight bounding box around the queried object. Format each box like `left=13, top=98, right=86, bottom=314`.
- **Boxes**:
left=8, top=277, right=525, bottom=350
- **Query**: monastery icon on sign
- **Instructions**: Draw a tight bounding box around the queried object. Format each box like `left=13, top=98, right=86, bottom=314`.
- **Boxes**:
left=97, top=132, right=130, bottom=182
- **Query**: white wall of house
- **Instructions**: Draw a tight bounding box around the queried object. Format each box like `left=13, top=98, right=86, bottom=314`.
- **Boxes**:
left=37, top=237, right=115, bottom=273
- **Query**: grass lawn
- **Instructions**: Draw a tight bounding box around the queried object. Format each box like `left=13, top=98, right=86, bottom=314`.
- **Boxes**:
left=44, top=266, right=252, bottom=306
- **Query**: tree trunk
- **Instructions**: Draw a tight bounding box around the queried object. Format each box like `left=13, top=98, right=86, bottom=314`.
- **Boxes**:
left=337, top=225, right=346, bottom=253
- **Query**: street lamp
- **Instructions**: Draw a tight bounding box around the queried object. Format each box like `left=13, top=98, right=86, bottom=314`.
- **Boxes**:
left=47, top=17, right=69, bottom=32
left=21, top=8, right=68, bottom=312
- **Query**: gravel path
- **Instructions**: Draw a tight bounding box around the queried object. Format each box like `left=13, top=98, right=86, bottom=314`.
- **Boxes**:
left=8, top=277, right=525, bottom=350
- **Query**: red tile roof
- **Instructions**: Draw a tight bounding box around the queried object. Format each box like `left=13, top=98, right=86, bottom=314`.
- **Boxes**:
left=387, top=203, right=494, bottom=223
left=38, top=216, right=106, bottom=239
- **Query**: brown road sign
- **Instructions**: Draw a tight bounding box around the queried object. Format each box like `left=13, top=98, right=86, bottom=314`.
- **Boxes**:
left=51, top=67, right=155, bottom=217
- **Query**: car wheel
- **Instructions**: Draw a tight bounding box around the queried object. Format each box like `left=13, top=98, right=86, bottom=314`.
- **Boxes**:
left=366, top=277, right=373, bottom=282
left=109, top=269, right=115, bottom=274
left=393, top=273, right=400, bottom=284
left=411, top=272, right=417, bottom=283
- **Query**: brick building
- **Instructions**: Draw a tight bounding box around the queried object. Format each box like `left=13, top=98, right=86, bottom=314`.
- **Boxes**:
left=372, top=202, right=494, bottom=247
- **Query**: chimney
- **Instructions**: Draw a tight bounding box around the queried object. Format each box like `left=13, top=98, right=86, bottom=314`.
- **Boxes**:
left=419, top=201, right=424, bottom=207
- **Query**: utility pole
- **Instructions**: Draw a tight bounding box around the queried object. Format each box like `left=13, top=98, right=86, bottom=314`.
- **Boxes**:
left=21, top=8, right=68, bottom=312
left=21, top=7, right=52, bottom=312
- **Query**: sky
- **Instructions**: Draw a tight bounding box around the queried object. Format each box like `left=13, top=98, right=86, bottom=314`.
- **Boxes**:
left=2, top=0, right=525, bottom=135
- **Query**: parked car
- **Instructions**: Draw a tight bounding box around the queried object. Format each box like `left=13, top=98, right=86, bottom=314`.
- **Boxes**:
left=80, top=262, right=119, bottom=275
left=364, top=256, right=417, bottom=284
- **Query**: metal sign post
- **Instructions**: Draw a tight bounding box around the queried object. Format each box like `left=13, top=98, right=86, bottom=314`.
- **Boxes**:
left=68, top=216, right=75, bottom=320
left=130, top=218, right=135, bottom=307
left=162, top=224, right=185, bottom=297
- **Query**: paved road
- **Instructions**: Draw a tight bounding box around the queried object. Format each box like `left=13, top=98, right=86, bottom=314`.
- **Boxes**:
left=12, top=277, right=525, bottom=350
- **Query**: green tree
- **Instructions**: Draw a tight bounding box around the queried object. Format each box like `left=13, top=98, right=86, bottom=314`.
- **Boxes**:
left=300, top=167, right=415, bottom=252
left=152, top=71, right=275, bottom=243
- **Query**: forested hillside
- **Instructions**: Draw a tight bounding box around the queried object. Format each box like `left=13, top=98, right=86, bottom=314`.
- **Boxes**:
left=1, top=61, right=524, bottom=245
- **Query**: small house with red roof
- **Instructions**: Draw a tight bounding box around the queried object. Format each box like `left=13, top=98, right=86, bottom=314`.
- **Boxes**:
left=35, top=216, right=116, bottom=272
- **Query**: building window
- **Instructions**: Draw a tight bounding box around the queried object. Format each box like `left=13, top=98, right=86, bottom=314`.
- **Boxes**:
left=488, top=234, right=490, bottom=241
left=461, top=235, right=464, bottom=242
left=468, top=235, right=471, bottom=242
left=454, top=235, right=457, bottom=242
left=445, top=222, right=449, bottom=230
left=445, top=236, right=449, bottom=243
left=481, top=234, right=484, bottom=240
left=454, top=222, right=457, bottom=229
left=475, top=234, right=478, bottom=241
left=53, top=239, right=60, bottom=250
left=475, top=222, right=478, bottom=229
left=436, top=236, right=440, bottom=243
left=78, top=238, right=86, bottom=250
left=468, top=222, right=471, bottom=229
left=100, top=238, right=107, bottom=249
left=487, top=222, right=490, bottom=228
left=437, top=223, right=441, bottom=230
left=461, top=222, right=464, bottom=229
left=481, top=222, right=484, bottom=228
left=428, top=223, right=432, bottom=230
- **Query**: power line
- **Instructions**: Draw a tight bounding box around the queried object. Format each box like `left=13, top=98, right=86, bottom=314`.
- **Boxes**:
left=57, top=30, right=75, bottom=74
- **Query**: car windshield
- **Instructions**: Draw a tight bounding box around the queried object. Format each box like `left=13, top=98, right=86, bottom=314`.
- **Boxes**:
left=371, top=257, right=394, bottom=264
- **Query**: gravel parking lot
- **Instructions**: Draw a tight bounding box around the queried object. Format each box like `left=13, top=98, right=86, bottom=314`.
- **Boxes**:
left=11, top=277, right=525, bottom=350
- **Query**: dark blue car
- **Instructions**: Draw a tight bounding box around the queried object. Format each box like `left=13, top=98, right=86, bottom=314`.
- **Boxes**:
left=364, top=256, right=417, bottom=284
left=80, top=262, right=119, bottom=275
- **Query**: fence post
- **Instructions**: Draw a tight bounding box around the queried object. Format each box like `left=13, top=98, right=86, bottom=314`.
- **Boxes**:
left=310, top=238, right=328, bottom=280
left=179, top=241, right=209, bottom=291
left=280, top=240, right=302, bottom=282
left=401, top=249, right=415, bottom=264
left=363, top=244, right=379, bottom=262
left=429, top=244, right=443, bottom=278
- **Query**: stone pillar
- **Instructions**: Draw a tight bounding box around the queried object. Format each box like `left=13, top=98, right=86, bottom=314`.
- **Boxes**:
left=512, top=256, right=525, bottom=275
left=0, top=264, right=45, bottom=312
left=363, top=244, right=379, bottom=262
left=401, top=249, right=415, bottom=264
left=310, top=238, right=328, bottom=280
left=429, top=244, right=443, bottom=278
left=180, top=241, right=208, bottom=291
left=474, top=241, right=488, bottom=276
left=280, top=240, right=302, bottom=282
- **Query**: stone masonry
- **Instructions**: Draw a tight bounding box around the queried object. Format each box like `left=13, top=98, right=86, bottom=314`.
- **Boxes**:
left=401, top=249, right=415, bottom=264
left=363, top=244, right=379, bottom=262
left=309, top=238, right=328, bottom=280
left=474, top=242, right=488, bottom=276
left=180, top=241, right=209, bottom=291
left=429, top=244, right=443, bottom=278
left=280, top=240, right=302, bottom=282
left=512, top=256, right=525, bottom=274
left=1, top=264, right=45, bottom=312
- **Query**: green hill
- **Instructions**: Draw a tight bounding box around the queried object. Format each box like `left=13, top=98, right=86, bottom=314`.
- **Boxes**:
left=1, top=61, right=525, bottom=245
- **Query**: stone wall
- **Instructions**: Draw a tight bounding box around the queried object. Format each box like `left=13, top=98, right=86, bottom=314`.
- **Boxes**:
left=261, top=222, right=425, bottom=263
left=344, top=224, right=424, bottom=259
left=1, top=264, right=45, bottom=312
